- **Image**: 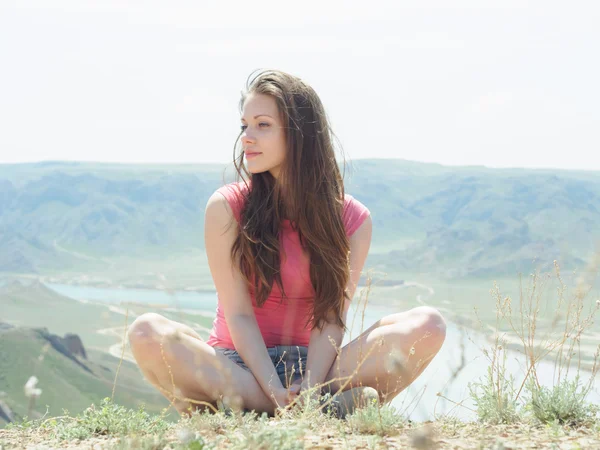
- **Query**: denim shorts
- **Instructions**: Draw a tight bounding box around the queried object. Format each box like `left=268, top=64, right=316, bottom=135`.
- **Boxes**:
left=213, top=345, right=308, bottom=389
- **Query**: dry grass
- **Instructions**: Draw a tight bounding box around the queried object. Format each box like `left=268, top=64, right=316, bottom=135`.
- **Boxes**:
left=2, top=413, right=599, bottom=449
left=467, top=258, right=600, bottom=427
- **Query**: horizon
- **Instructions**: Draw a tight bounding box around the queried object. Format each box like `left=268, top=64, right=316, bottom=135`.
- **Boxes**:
left=2, top=157, right=600, bottom=174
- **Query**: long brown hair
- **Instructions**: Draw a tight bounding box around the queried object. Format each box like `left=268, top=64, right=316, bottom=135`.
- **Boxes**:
left=230, top=69, right=350, bottom=331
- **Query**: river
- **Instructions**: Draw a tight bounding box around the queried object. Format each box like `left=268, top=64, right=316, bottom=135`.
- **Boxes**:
left=46, top=283, right=599, bottom=422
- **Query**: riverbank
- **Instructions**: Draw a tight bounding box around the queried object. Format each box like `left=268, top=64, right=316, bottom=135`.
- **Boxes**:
left=37, top=279, right=600, bottom=424
left=53, top=273, right=597, bottom=375
left=8, top=273, right=218, bottom=293
left=8, top=272, right=411, bottom=295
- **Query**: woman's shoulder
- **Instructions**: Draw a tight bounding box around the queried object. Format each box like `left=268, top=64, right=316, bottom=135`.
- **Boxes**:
left=342, top=193, right=370, bottom=237
left=216, top=180, right=250, bottom=197
left=214, top=181, right=250, bottom=224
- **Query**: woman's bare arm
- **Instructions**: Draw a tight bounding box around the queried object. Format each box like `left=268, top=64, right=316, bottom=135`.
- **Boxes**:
left=204, top=192, right=285, bottom=400
left=303, top=215, right=373, bottom=391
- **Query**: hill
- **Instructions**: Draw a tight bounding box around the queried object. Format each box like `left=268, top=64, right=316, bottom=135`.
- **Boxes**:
left=0, top=280, right=131, bottom=350
left=1, top=159, right=599, bottom=285
left=0, top=280, right=206, bottom=428
left=0, top=324, right=175, bottom=428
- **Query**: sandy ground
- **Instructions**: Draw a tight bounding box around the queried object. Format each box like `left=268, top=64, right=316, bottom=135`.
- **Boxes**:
left=1, top=420, right=599, bottom=449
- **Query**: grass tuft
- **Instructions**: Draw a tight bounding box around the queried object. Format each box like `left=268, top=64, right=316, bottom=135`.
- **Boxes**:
left=230, top=424, right=305, bottom=450
left=467, top=259, right=600, bottom=427
left=468, top=351, right=521, bottom=424
left=345, top=399, right=405, bottom=436
left=40, top=397, right=170, bottom=441
left=525, top=376, right=599, bottom=426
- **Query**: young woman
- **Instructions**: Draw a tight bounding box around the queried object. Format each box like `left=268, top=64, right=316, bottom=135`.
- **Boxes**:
left=127, top=70, right=446, bottom=417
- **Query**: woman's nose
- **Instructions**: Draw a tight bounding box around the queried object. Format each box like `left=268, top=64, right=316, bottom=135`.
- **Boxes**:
left=241, top=129, right=256, bottom=145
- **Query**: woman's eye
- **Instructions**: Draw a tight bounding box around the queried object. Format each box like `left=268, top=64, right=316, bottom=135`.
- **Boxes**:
left=240, top=123, right=269, bottom=132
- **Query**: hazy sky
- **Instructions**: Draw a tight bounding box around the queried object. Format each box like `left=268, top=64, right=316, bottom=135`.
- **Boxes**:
left=1, top=1, right=599, bottom=170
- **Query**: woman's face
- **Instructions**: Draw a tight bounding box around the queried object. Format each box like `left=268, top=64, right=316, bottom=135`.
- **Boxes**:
left=240, top=93, right=286, bottom=179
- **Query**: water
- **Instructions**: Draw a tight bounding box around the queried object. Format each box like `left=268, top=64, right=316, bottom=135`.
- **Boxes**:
left=45, top=283, right=599, bottom=422
left=46, top=283, right=218, bottom=310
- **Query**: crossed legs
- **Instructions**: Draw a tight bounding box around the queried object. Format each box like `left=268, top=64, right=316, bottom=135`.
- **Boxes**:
left=127, top=306, right=446, bottom=416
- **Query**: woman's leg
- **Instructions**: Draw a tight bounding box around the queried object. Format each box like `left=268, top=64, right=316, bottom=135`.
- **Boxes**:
left=324, top=306, right=446, bottom=403
left=127, top=312, right=275, bottom=416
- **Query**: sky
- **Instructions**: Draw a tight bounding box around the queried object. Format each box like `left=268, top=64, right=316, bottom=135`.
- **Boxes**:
left=1, top=1, right=599, bottom=170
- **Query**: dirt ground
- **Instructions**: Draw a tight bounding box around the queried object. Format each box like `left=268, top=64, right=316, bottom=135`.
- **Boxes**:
left=1, top=421, right=600, bottom=449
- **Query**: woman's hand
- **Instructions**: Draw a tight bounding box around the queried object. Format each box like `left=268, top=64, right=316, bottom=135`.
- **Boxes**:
left=270, top=385, right=301, bottom=409
left=288, top=378, right=321, bottom=408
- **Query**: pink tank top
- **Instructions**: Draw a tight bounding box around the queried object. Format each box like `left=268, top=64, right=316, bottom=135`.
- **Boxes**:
left=205, top=181, right=370, bottom=349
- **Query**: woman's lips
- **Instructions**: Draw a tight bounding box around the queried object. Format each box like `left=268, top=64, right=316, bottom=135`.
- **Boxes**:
left=245, top=152, right=261, bottom=159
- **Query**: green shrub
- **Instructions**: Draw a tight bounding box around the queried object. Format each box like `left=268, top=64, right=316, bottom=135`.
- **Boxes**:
left=51, top=398, right=171, bottom=441
left=345, top=400, right=404, bottom=436
left=468, top=358, right=521, bottom=425
left=525, top=376, right=599, bottom=426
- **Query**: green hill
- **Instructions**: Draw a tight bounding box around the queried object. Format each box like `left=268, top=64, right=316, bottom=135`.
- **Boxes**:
left=1, top=159, right=599, bottom=285
left=0, top=280, right=216, bottom=428
left=0, top=324, right=175, bottom=428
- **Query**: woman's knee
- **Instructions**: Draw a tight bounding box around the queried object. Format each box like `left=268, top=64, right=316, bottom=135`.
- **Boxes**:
left=408, top=306, right=447, bottom=351
left=127, top=312, right=174, bottom=356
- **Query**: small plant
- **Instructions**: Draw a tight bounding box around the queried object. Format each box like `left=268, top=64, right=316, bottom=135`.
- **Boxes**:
left=109, top=434, right=174, bottom=450
left=182, top=408, right=235, bottom=434
left=182, top=407, right=267, bottom=437
left=468, top=358, right=521, bottom=424
left=109, top=432, right=213, bottom=450
left=5, top=415, right=38, bottom=431
left=468, top=259, right=600, bottom=426
left=345, top=400, right=404, bottom=436
left=525, top=376, right=599, bottom=426
left=51, top=398, right=171, bottom=441
left=469, top=282, right=521, bottom=424
left=364, top=434, right=384, bottom=449
left=230, top=425, right=305, bottom=450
